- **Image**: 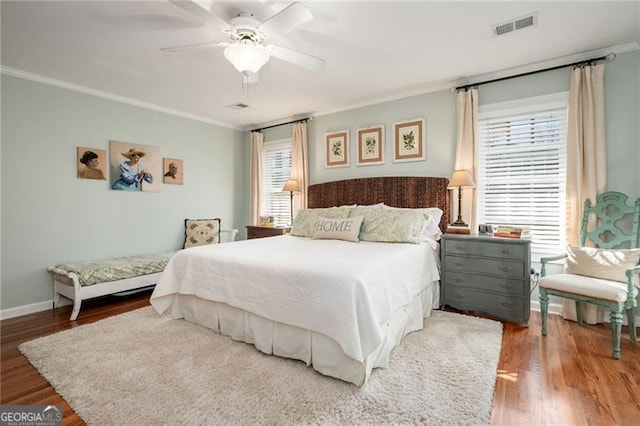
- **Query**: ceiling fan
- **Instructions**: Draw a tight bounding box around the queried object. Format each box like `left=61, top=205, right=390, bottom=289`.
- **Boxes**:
left=163, top=1, right=325, bottom=83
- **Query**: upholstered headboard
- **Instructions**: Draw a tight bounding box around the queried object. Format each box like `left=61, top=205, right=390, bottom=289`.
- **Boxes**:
left=307, top=176, right=450, bottom=232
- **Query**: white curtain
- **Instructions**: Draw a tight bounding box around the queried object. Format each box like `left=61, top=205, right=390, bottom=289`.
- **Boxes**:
left=291, top=122, right=309, bottom=218
left=249, top=131, right=264, bottom=226
left=563, top=63, right=607, bottom=324
left=454, top=88, right=479, bottom=230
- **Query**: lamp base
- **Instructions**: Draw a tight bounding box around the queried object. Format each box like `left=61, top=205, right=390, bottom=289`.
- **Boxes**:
left=451, top=219, right=468, bottom=227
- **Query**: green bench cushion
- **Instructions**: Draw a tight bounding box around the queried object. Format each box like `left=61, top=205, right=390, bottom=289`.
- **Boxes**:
left=55, top=250, right=177, bottom=287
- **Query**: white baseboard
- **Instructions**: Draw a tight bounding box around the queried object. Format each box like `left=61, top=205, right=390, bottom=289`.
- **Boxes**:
left=530, top=300, right=563, bottom=316
left=0, top=299, right=55, bottom=320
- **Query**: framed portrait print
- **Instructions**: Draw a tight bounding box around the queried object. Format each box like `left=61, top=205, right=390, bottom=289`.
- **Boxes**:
left=109, top=140, right=161, bottom=192
left=357, top=125, right=384, bottom=166
left=163, top=158, right=184, bottom=185
left=325, top=130, right=349, bottom=168
left=77, top=147, right=107, bottom=180
left=393, top=118, right=426, bottom=162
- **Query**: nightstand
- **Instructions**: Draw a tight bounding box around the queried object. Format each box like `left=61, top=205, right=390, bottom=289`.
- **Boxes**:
left=440, top=233, right=531, bottom=326
left=246, top=226, right=291, bottom=240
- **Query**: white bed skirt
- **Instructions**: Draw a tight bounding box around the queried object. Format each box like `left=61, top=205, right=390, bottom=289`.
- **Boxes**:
left=169, top=281, right=440, bottom=386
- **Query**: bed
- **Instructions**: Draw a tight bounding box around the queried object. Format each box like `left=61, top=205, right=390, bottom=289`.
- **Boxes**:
left=150, top=176, right=449, bottom=385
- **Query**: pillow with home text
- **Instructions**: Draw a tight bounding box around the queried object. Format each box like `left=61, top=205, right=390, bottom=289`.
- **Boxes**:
left=290, top=207, right=351, bottom=238
left=312, top=216, right=364, bottom=242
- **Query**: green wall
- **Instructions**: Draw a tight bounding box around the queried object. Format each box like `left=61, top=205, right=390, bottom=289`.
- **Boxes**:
left=1, top=74, right=246, bottom=313
left=1, top=50, right=637, bottom=316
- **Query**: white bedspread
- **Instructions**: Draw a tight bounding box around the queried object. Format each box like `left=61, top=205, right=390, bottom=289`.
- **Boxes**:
left=150, top=235, right=440, bottom=362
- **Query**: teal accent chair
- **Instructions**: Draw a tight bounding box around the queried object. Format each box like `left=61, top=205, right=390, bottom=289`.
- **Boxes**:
left=539, top=191, right=640, bottom=359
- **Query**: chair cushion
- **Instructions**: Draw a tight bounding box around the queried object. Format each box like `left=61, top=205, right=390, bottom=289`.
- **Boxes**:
left=566, top=246, right=640, bottom=285
left=539, top=273, right=638, bottom=303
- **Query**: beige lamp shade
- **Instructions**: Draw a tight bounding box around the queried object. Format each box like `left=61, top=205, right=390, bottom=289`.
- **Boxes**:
left=448, top=170, right=475, bottom=188
left=282, top=179, right=301, bottom=192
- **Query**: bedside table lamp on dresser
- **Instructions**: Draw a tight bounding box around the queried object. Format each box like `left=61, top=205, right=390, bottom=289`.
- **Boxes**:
left=440, top=233, right=531, bottom=326
left=447, top=170, right=475, bottom=227
left=282, top=178, right=301, bottom=226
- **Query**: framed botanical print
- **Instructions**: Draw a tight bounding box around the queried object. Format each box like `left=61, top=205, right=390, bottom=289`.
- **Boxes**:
left=357, top=125, right=384, bottom=166
left=325, top=130, right=349, bottom=168
left=393, top=118, right=426, bottom=162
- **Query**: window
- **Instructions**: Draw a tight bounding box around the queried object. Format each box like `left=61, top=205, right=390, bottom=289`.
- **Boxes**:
left=477, top=93, right=568, bottom=258
left=262, top=139, right=292, bottom=225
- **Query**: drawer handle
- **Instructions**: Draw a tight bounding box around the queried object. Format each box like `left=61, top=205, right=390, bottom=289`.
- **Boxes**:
left=454, top=292, right=465, bottom=299
left=501, top=283, right=513, bottom=289
left=501, top=248, right=513, bottom=254
left=499, top=266, right=513, bottom=272
left=454, top=244, right=466, bottom=250
left=454, top=276, right=466, bottom=283
left=500, top=301, right=512, bottom=307
left=454, top=261, right=465, bottom=267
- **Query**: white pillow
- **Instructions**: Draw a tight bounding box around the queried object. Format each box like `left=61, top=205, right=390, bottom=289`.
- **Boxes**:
left=565, top=246, right=640, bottom=285
left=381, top=205, right=443, bottom=241
left=312, top=216, right=364, bottom=242
left=340, top=203, right=385, bottom=209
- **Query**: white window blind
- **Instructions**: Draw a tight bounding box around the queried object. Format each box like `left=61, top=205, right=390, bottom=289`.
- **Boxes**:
left=477, top=94, right=568, bottom=258
left=262, top=139, right=292, bottom=226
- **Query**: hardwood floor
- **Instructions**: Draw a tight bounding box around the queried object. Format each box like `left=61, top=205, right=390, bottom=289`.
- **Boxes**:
left=2, top=293, right=639, bottom=425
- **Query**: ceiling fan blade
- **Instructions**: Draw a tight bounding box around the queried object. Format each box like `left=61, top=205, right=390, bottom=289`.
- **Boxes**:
left=259, top=2, right=312, bottom=35
left=270, top=45, right=325, bottom=72
left=161, top=41, right=227, bottom=54
left=168, top=0, right=230, bottom=31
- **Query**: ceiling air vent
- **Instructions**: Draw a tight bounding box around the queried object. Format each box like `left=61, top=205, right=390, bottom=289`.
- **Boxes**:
left=492, top=12, right=538, bottom=37
left=227, top=102, right=249, bottom=110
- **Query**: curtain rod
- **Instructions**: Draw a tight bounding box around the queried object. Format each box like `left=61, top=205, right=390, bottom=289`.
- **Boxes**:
left=455, top=53, right=615, bottom=91
left=251, top=117, right=309, bottom=133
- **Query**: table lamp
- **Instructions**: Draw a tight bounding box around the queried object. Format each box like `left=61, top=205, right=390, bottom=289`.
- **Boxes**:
left=448, top=170, right=475, bottom=227
left=282, top=179, right=301, bottom=224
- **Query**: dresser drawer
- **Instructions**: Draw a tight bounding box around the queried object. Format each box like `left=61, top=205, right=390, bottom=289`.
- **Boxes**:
left=443, top=239, right=525, bottom=261
left=442, top=271, right=525, bottom=297
left=443, top=255, right=526, bottom=279
left=443, top=285, right=529, bottom=322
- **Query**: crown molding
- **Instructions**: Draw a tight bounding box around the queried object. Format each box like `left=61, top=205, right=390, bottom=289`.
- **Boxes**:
left=0, top=66, right=241, bottom=130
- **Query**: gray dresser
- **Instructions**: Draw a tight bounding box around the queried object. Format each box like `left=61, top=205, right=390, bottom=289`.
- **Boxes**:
left=440, top=233, right=531, bottom=326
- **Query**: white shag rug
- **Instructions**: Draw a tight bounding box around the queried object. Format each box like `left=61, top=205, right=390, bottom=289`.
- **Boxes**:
left=20, top=307, right=503, bottom=425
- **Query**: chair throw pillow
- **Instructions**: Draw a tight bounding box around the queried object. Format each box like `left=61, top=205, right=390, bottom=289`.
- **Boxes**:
left=183, top=218, right=221, bottom=249
left=312, top=216, right=364, bottom=242
left=565, top=246, right=640, bottom=285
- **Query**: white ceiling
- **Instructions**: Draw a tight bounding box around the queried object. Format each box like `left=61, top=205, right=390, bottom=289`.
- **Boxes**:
left=2, top=1, right=639, bottom=130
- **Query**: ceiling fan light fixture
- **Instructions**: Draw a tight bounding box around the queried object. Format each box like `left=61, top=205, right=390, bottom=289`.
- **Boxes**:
left=223, top=42, right=270, bottom=74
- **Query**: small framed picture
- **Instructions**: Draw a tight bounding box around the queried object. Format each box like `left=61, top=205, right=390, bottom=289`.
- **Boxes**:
left=357, top=125, right=384, bottom=166
left=77, top=147, right=107, bottom=180
left=325, top=130, right=349, bottom=168
left=393, top=118, right=426, bottom=162
left=163, top=158, right=183, bottom=185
